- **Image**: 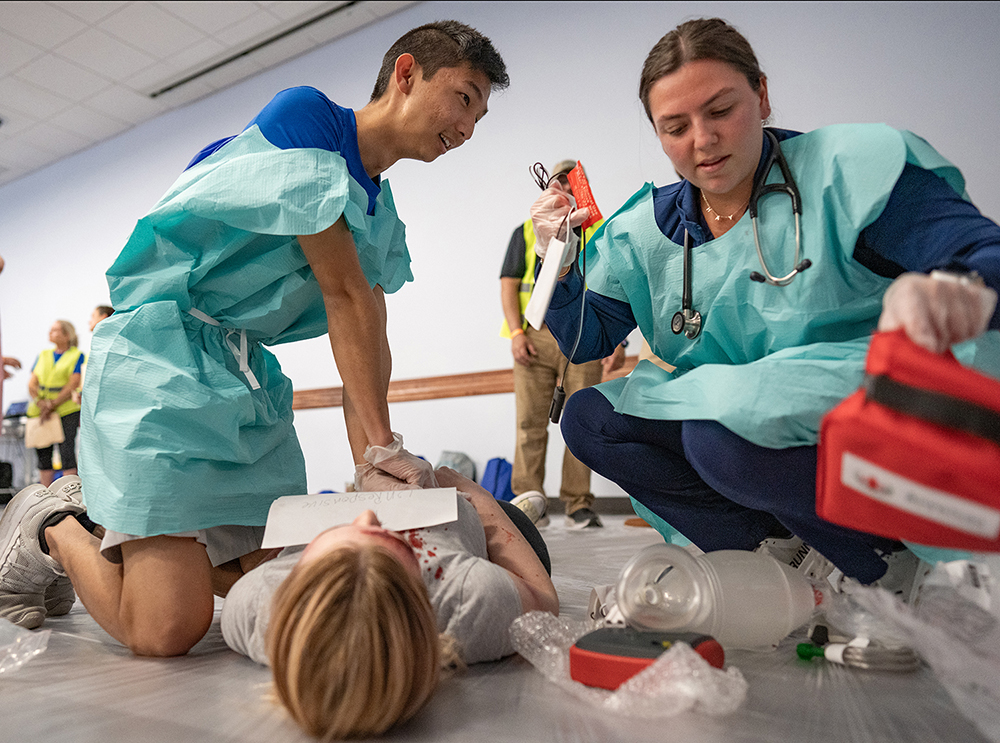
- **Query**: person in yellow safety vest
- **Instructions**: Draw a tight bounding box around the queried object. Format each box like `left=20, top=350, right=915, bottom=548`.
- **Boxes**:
left=500, top=160, right=625, bottom=530
left=27, top=320, right=84, bottom=486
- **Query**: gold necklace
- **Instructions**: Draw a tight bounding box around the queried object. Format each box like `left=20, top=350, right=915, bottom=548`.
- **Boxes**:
left=701, top=190, right=748, bottom=222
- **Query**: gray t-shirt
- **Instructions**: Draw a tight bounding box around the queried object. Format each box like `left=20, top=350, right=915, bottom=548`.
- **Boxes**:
left=221, top=497, right=523, bottom=665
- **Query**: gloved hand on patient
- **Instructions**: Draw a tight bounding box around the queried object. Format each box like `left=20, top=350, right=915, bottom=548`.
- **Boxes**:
left=529, top=181, right=590, bottom=269
left=354, top=463, right=410, bottom=492
left=878, top=271, right=998, bottom=354
left=362, top=432, right=438, bottom=490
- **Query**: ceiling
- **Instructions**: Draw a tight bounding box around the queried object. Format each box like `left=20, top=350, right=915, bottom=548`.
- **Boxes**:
left=0, top=1, right=418, bottom=188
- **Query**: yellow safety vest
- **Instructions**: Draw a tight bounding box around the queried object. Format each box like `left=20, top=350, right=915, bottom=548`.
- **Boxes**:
left=500, top=219, right=603, bottom=338
left=28, top=347, right=83, bottom=418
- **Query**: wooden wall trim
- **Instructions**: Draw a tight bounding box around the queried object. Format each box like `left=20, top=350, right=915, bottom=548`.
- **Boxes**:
left=292, top=355, right=639, bottom=410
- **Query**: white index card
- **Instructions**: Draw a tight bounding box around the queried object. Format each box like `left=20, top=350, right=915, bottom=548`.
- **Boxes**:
left=262, top=488, right=458, bottom=548
left=524, top=236, right=573, bottom=330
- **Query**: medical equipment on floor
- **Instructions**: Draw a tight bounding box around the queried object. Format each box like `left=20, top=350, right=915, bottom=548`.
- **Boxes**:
left=569, top=626, right=724, bottom=689
left=796, top=636, right=920, bottom=672
left=615, top=543, right=822, bottom=649
left=671, top=130, right=811, bottom=340
left=817, top=328, right=1000, bottom=551
left=509, top=610, right=748, bottom=718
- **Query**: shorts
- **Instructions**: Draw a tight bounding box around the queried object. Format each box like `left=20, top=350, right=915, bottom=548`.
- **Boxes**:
left=100, top=524, right=266, bottom=567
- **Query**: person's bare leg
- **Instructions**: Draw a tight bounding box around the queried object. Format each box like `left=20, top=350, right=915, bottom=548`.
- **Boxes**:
left=45, top=517, right=214, bottom=657
left=39, top=470, right=54, bottom=487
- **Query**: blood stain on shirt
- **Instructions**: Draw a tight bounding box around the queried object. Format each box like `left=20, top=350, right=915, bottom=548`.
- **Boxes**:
left=434, top=566, right=443, bottom=580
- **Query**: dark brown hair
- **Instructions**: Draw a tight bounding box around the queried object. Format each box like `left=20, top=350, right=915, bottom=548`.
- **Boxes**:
left=639, top=18, right=764, bottom=123
left=370, top=20, right=509, bottom=102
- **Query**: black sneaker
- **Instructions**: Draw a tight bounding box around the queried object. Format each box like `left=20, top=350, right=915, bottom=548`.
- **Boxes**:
left=565, top=507, right=602, bottom=530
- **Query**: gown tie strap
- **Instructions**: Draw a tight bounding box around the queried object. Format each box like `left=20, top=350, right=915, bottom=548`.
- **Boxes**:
left=187, top=309, right=261, bottom=391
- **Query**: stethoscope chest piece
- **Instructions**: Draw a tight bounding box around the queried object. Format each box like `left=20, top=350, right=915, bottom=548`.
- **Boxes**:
left=671, top=308, right=702, bottom=339
left=672, top=230, right=703, bottom=340
left=672, top=130, right=809, bottom=340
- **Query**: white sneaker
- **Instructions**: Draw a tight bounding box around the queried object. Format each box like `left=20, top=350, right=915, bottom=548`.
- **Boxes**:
left=756, top=534, right=809, bottom=566
left=756, top=535, right=839, bottom=586
left=44, top=575, right=77, bottom=617
left=828, top=547, right=927, bottom=603
left=44, top=476, right=85, bottom=615
left=50, top=474, right=83, bottom=504
left=0, top=484, right=85, bottom=628
left=511, top=491, right=549, bottom=527
left=874, top=547, right=923, bottom=601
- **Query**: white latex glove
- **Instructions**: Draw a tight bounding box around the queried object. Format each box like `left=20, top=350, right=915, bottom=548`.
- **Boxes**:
left=878, top=271, right=998, bottom=353
left=529, top=182, right=590, bottom=268
left=354, top=463, right=412, bottom=492
left=363, top=432, right=438, bottom=489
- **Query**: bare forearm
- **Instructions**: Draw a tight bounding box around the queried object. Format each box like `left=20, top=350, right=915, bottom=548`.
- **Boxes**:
left=339, top=286, right=392, bottom=462
left=326, top=291, right=392, bottom=460
left=299, top=219, right=394, bottom=460
left=50, top=373, right=81, bottom=408
left=500, top=277, right=523, bottom=334
left=472, top=491, right=558, bottom=612
left=439, top=474, right=557, bottom=614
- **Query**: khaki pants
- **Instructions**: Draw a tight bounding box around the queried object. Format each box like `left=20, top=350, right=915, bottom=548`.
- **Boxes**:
left=512, top=325, right=603, bottom=514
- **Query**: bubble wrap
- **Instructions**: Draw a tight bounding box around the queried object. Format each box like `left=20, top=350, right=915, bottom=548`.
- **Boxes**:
left=846, top=575, right=1000, bottom=743
left=509, top=611, right=747, bottom=718
left=0, top=619, right=49, bottom=675
left=821, top=589, right=914, bottom=647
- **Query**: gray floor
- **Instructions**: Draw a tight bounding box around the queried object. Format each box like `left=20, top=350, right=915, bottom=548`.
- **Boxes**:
left=0, top=515, right=988, bottom=743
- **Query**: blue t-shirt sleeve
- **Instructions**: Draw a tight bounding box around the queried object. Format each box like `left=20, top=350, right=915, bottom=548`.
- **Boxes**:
left=857, top=163, right=1000, bottom=328
left=247, top=86, right=344, bottom=153
left=73, top=354, right=84, bottom=374
left=185, top=87, right=346, bottom=170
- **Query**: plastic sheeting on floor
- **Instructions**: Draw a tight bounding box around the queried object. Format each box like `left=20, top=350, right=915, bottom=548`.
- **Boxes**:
left=0, top=515, right=990, bottom=743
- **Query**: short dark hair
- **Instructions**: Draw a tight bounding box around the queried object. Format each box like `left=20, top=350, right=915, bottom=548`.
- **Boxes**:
left=95, top=305, right=114, bottom=318
left=370, top=20, right=509, bottom=102
left=639, top=18, right=764, bottom=124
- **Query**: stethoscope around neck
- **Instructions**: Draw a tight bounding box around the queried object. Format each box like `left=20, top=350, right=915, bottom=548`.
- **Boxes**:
left=671, top=129, right=811, bottom=341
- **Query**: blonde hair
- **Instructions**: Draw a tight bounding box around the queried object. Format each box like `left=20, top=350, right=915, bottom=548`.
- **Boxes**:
left=267, top=544, right=454, bottom=739
left=55, top=320, right=78, bottom=348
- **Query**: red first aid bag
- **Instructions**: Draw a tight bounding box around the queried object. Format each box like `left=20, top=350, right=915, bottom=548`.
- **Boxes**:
left=817, top=329, right=1000, bottom=551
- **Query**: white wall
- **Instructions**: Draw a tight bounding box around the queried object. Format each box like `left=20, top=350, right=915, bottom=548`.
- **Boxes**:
left=2, top=1, right=999, bottom=495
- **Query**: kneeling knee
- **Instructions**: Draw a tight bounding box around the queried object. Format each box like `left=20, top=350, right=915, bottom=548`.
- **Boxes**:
left=126, top=606, right=213, bottom=657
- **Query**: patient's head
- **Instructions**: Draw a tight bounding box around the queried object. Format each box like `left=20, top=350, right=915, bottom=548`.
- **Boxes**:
left=266, top=512, right=441, bottom=739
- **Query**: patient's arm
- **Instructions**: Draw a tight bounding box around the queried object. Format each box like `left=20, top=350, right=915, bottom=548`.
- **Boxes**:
left=211, top=548, right=283, bottom=598
left=434, top=467, right=558, bottom=615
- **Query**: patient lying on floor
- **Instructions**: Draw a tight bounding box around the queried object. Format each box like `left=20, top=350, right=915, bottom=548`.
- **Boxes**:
left=221, top=467, right=558, bottom=739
